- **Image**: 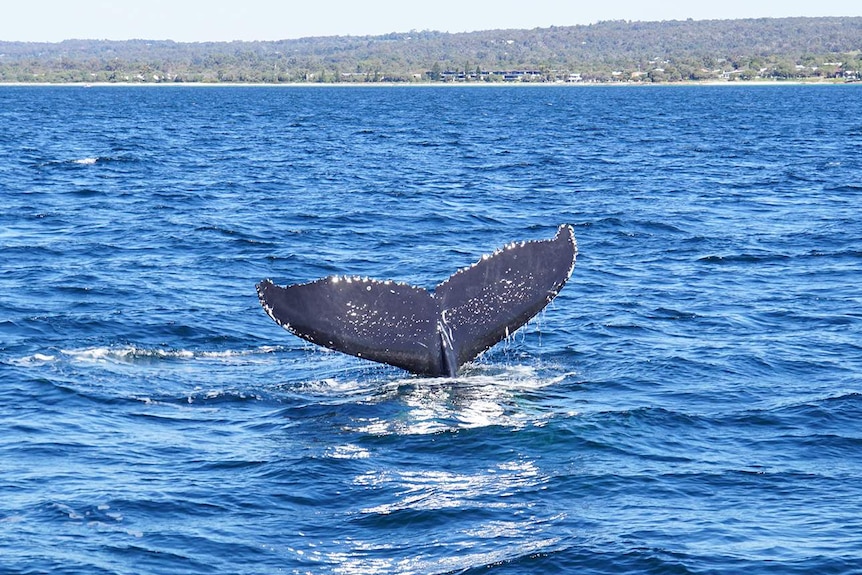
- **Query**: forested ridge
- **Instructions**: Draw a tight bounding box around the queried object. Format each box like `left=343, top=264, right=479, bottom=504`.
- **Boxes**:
left=1, top=17, right=860, bottom=83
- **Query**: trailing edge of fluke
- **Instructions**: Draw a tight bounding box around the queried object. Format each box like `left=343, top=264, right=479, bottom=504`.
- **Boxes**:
left=257, top=224, right=577, bottom=377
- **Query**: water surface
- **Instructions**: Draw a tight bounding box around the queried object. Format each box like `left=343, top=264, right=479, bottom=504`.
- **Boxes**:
left=2, top=84, right=861, bottom=574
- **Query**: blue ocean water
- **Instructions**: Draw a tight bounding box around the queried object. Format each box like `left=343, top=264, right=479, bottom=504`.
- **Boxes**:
left=1, top=84, right=862, bottom=574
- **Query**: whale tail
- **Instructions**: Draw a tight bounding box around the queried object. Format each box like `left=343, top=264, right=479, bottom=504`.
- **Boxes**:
left=257, top=224, right=577, bottom=377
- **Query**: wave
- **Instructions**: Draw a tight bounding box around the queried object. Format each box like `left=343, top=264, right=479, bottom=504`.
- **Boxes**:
left=13, top=345, right=285, bottom=366
left=697, top=252, right=792, bottom=264
left=7, top=353, right=58, bottom=366
left=10, top=346, right=573, bottom=412
left=36, top=155, right=136, bottom=169
left=699, top=244, right=862, bottom=262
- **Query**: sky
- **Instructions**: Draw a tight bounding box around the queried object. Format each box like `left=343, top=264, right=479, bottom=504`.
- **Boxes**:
left=2, top=0, right=860, bottom=43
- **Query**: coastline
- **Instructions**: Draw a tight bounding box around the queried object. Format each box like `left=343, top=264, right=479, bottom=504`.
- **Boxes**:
left=0, top=79, right=854, bottom=88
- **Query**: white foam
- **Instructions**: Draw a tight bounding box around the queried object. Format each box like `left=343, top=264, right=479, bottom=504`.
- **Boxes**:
left=197, top=345, right=281, bottom=359
left=327, top=444, right=371, bottom=460
left=73, top=157, right=99, bottom=165
left=56, top=345, right=282, bottom=364
left=9, top=353, right=57, bottom=366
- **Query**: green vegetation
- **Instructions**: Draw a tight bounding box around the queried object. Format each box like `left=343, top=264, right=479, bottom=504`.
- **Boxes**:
left=1, top=17, right=860, bottom=84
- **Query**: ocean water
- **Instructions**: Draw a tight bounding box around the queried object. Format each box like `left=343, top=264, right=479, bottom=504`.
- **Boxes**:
left=1, top=84, right=861, bottom=574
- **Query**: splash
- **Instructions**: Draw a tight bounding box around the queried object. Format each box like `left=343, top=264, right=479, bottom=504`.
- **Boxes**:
left=340, top=365, right=574, bottom=436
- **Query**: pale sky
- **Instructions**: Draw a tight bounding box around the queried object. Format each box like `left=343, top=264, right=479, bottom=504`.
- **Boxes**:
left=2, top=0, right=860, bottom=43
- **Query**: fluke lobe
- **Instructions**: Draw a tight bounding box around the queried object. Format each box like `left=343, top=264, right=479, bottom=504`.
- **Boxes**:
left=257, top=224, right=577, bottom=377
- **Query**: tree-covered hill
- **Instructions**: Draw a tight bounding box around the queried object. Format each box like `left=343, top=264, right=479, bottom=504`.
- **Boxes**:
left=1, top=17, right=860, bottom=83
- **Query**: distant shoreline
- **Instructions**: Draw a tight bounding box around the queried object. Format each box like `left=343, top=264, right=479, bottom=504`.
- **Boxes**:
left=4, top=19, right=858, bottom=86
left=0, top=79, right=855, bottom=88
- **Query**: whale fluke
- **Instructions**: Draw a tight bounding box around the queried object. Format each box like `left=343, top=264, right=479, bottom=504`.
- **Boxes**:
left=257, top=224, right=577, bottom=377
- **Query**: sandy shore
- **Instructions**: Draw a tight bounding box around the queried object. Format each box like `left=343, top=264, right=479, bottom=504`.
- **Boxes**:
left=1, top=79, right=852, bottom=88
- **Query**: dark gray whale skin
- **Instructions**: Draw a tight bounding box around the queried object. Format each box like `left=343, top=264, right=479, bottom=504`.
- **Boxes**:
left=257, top=224, right=577, bottom=377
